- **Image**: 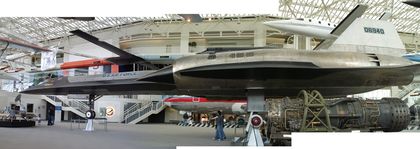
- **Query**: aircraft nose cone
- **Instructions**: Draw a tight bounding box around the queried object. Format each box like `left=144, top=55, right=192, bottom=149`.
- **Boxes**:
left=263, top=21, right=277, bottom=27
left=164, top=102, right=172, bottom=107
left=163, top=97, right=172, bottom=107
left=263, top=20, right=290, bottom=30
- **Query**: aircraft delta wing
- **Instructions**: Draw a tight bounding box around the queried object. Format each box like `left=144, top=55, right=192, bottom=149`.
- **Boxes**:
left=22, top=70, right=177, bottom=95
left=70, top=30, right=159, bottom=69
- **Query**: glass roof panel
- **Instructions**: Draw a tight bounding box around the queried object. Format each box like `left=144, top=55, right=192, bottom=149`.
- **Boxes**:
left=0, top=0, right=417, bottom=43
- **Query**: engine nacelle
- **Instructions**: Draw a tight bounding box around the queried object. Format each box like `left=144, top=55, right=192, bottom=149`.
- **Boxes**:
left=267, top=97, right=410, bottom=132
left=231, top=103, right=247, bottom=114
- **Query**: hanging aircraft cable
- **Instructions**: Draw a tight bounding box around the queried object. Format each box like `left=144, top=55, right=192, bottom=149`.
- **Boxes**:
left=0, top=41, right=9, bottom=58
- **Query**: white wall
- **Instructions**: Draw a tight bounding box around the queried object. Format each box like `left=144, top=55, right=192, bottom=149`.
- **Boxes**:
left=123, top=39, right=181, bottom=54
left=94, top=96, right=124, bottom=123
left=0, top=91, right=48, bottom=120
left=124, top=38, right=254, bottom=55
left=45, top=20, right=268, bottom=63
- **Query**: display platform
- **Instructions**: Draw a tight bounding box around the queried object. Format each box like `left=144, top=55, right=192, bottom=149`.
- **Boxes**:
left=0, top=120, right=36, bottom=127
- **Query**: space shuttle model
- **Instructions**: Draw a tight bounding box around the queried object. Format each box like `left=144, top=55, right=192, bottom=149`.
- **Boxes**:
left=264, top=18, right=337, bottom=39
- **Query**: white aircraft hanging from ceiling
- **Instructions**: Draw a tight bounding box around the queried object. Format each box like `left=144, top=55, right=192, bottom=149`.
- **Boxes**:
left=264, top=9, right=400, bottom=56
left=264, top=18, right=337, bottom=39
left=263, top=12, right=392, bottom=40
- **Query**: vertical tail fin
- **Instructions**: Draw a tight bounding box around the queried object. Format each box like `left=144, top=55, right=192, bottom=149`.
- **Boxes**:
left=325, top=18, right=406, bottom=56
left=314, top=4, right=367, bottom=50
left=315, top=5, right=406, bottom=56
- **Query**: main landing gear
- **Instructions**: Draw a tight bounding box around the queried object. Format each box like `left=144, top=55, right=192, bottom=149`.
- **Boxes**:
left=85, top=94, right=100, bottom=132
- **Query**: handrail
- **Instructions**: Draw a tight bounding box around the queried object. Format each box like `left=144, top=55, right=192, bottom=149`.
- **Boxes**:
left=125, top=102, right=153, bottom=119
left=124, top=101, right=166, bottom=124
left=68, top=100, right=90, bottom=113
left=46, top=95, right=90, bottom=114
left=124, top=103, right=141, bottom=116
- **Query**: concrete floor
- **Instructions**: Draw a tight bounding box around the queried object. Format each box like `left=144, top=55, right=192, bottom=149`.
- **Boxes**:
left=0, top=122, right=242, bottom=149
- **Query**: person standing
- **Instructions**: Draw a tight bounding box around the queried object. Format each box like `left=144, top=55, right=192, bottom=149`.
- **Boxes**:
left=182, top=112, right=189, bottom=124
left=217, top=111, right=226, bottom=140
left=213, top=111, right=226, bottom=141
left=37, top=113, right=41, bottom=125
left=47, top=106, right=54, bottom=126
left=211, top=113, right=218, bottom=140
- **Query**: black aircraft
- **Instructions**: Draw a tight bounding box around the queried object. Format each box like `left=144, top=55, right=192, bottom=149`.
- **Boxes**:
left=21, top=5, right=419, bottom=136
left=404, top=0, right=420, bottom=8
left=22, top=5, right=420, bottom=99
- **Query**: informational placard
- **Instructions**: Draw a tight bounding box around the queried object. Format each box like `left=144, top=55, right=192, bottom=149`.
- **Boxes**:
left=89, top=66, right=104, bottom=75
left=67, top=94, right=89, bottom=100
left=106, top=106, right=115, bottom=117
left=55, top=102, right=62, bottom=123
left=41, top=51, right=57, bottom=71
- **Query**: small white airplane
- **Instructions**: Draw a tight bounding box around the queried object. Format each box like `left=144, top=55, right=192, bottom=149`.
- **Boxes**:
left=264, top=12, right=392, bottom=40
left=263, top=12, right=394, bottom=53
left=264, top=18, right=337, bottom=39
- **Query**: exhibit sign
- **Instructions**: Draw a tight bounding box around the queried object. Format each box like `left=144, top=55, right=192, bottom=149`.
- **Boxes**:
left=106, top=106, right=115, bottom=117
left=41, top=50, right=57, bottom=71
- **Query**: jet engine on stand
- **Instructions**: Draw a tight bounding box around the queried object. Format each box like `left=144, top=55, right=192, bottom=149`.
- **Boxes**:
left=266, top=90, right=410, bottom=146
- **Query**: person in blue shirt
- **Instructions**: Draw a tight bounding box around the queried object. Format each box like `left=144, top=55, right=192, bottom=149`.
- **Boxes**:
left=213, top=111, right=226, bottom=141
